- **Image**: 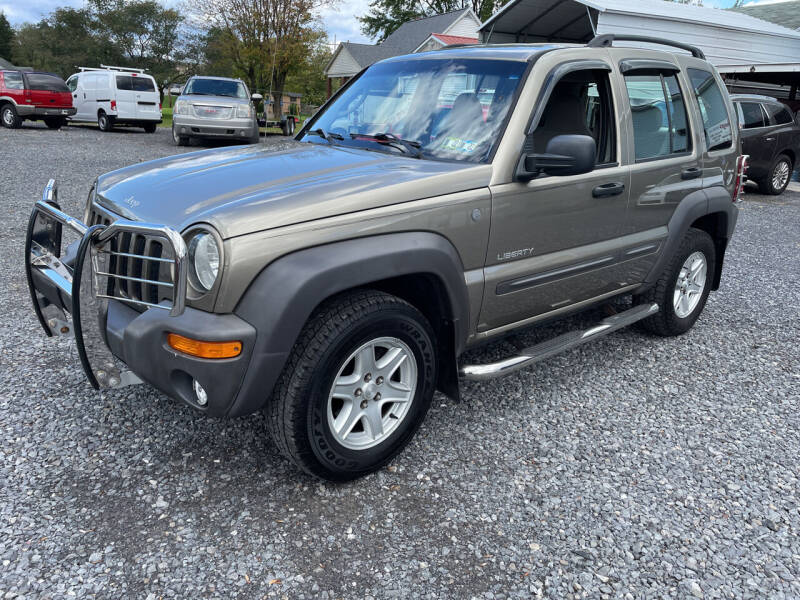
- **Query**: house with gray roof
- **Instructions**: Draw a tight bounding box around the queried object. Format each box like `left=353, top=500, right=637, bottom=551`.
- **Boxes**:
left=325, top=8, right=481, bottom=96
left=730, top=0, right=800, bottom=32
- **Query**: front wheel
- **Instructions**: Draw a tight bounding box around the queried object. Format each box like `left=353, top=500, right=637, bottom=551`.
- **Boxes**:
left=636, top=228, right=716, bottom=337
left=267, top=290, right=437, bottom=481
left=172, top=123, right=189, bottom=146
left=1, top=104, right=22, bottom=129
left=758, top=154, right=793, bottom=196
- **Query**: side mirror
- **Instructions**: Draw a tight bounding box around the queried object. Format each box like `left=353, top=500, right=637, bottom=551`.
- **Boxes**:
left=516, top=134, right=597, bottom=181
left=251, top=93, right=263, bottom=101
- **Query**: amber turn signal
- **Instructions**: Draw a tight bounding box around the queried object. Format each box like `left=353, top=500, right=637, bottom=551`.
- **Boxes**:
left=167, top=333, right=242, bottom=359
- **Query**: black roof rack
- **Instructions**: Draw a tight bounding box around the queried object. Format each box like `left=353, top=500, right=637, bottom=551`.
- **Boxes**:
left=588, top=34, right=706, bottom=60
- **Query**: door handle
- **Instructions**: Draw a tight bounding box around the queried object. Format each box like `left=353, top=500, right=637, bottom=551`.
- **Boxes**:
left=765, top=137, right=775, bottom=141
left=592, top=182, right=625, bottom=198
left=681, top=167, right=702, bottom=180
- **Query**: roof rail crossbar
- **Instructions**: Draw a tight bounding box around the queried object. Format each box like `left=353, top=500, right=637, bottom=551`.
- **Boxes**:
left=77, top=65, right=146, bottom=73
left=587, top=34, right=705, bottom=60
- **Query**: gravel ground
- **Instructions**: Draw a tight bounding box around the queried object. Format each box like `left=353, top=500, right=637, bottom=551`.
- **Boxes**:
left=1, top=122, right=799, bottom=600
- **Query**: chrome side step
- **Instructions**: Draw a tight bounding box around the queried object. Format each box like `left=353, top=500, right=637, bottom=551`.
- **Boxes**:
left=459, top=303, right=659, bottom=381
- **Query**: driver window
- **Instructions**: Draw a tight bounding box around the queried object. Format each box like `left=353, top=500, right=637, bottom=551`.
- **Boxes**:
left=532, top=69, right=616, bottom=166
left=66, top=76, right=78, bottom=92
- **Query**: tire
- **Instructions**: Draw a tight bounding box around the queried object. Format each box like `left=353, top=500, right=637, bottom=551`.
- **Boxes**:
left=1, top=104, right=22, bottom=129
left=143, top=123, right=157, bottom=133
left=636, top=228, right=716, bottom=337
left=757, top=154, right=793, bottom=196
left=281, top=117, right=295, bottom=136
left=172, top=123, right=189, bottom=146
left=247, top=120, right=260, bottom=144
left=267, top=290, right=437, bottom=481
left=97, top=111, right=113, bottom=132
left=44, top=117, right=66, bottom=129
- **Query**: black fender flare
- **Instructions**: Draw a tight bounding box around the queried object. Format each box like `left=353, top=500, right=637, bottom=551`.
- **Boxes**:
left=228, top=232, right=470, bottom=416
left=643, top=186, right=737, bottom=290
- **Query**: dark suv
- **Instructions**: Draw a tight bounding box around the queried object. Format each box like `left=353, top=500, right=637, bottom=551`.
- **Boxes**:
left=731, top=94, right=799, bottom=195
left=0, top=70, right=76, bottom=129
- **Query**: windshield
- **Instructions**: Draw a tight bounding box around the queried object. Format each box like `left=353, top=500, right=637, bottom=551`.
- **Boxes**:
left=184, top=78, right=248, bottom=99
left=301, top=57, right=528, bottom=162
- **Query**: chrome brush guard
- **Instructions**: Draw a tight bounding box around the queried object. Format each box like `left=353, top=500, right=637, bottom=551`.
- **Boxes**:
left=25, top=179, right=188, bottom=390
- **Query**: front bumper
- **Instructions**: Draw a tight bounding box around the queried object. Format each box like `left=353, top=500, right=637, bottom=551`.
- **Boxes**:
left=172, top=114, right=256, bottom=139
left=16, top=105, right=77, bottom=118
left=25, top=180, right=256, bottom=416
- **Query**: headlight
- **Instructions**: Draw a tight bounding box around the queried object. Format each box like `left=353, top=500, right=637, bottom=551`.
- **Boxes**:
left=174, top=100, right=189, bottom=115
left=186, top=231, right=221, bottom=292
left=236, top=103, right=253, bottom=119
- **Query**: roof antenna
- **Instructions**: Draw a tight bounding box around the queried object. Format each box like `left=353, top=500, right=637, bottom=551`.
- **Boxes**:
left=586, top=6, right=597, bottom=36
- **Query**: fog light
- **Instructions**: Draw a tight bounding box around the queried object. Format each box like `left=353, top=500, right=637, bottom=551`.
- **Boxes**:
left=193, top=379, right=208, bottom=406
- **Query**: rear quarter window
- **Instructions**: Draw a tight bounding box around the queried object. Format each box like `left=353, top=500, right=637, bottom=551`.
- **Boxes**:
left=687, top=69, right=733, bottom=151
left=764, top=102, right=794, bottom=125
left=739, top=102, right=767, bottom=129
left=26, top=73, right=69, bottom=93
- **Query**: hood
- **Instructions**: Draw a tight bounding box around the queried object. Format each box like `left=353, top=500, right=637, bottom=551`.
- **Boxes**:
left=95, top=142, right=491, bottom=238
left=179, top=94, right=248, bottom=106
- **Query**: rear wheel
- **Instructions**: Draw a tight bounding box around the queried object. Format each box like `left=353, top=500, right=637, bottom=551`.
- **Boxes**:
left=143, top=123, right=157, bottom=133
left=267, top=290, right=437, bottom=481
left=97, top=111, right=114, bottom=132
left=758, top=154, right=793, bottom=196
left=172, top=123, right=189, bottom=146
left=1, top=104, right=22, bottom=129
left=44, top=117, right=66, bottom=129
left=636, top=228, right=716, bottom=337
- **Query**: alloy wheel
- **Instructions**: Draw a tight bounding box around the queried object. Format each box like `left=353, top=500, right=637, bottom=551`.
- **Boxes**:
left=673, top=251, right=707, bottom=318
left=772, top=160, right=790, bottom=192
left=326, top=336, right=417, bottom=450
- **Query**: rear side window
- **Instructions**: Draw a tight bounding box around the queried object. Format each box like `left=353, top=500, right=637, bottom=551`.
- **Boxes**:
left=116, top=75, right=156, bottom=92
left=687, top=69, right=733, bottom=152
left=26, top=73, right=69, bottom=93
left=764, top=102, right=794, bottom=125
left=3, top=71, right=24, bottom=90
left=740, top=102, right=767, bottom=129
left=624, top=71, right=691, bottom=161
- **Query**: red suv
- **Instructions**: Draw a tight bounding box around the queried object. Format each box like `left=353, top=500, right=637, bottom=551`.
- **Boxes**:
left=0, top=70, right=76, bottom=129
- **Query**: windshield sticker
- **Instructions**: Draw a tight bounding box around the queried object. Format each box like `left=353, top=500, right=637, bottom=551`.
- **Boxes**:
left=440, top=137, right=478, bottom=154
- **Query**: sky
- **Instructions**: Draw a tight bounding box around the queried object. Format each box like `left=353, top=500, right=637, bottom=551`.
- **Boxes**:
left=0, top=0, right=793, bottom=46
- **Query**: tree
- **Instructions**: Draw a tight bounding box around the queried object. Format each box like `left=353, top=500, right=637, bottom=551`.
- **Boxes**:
left=0, top=11, right=13, bottom=60
left=359, top=0, right=503, bottom=42
left=285, top=33, right=331, bottom=107
left=188, top=0, right=332, bottom=118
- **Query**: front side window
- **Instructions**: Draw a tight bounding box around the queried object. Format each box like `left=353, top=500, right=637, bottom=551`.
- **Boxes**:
left=184, top=78, right=247, bottom=99
left=687, top=68, right=732, bottom=152
left=739, top=102, right=767, bottom=129
left=3, top=71, right=24, bottom=90
left=66, top=76, right=78, bottom=92
left=300, top=58, right=528, bottom=163
left=764, top=102, right=794, bottom=125
left=624, top=71, right=692, bottom=161
left=532, top=69, right=616, bottom=165
left=26, top=73, right=69, bottom=92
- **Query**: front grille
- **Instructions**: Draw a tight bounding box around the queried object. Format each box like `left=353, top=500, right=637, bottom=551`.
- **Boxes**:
left=192, top=104, right=233, bottom=120
left=88, top=206, right=178, bottom=311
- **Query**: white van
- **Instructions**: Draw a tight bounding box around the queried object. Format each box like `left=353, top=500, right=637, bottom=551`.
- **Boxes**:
left=65, top=65, right=162, bottom=133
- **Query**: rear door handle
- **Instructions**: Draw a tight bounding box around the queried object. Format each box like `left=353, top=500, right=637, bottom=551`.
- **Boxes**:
left=681, top=167, right=702, bottom=180
left=592, top=182, right=625, bottom=198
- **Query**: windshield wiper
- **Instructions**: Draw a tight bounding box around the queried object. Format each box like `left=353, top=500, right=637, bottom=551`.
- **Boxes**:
left=351, top=132, right=423, bottom=158
left=307, top=128, right=343, bottom=144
